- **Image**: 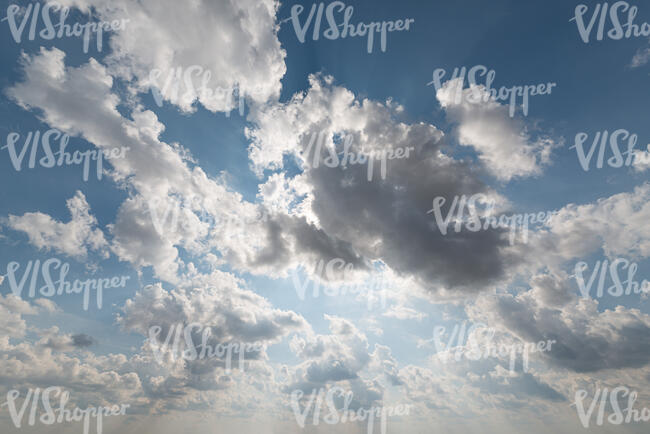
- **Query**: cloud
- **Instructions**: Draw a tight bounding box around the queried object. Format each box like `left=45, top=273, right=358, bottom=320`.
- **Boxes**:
left=630, top=45, right=650, bottom=68
left=56, top=0, right=286, bottom=112
left=0, top=298, right=141, bottom=409
left=33, top=298, right=61, bottom=313
left=383, top=305, right=426, bottom=321
left=468, top=289, right=650, bottom=373
left=0, top=291, right=290, bottom=417
left=516, top=183, right=650, bottom=268
left=283, top=314, right=397, bottom=410
left=6, top=48, right=528, bottom=296
left=395, top=360, right=565, bottom=418
left=633, top=144, right=650, bottom=172
left=5, top=5, right=650, bottom=428
left=0, top=294, right=36, bottom=340
left=5, top=190, right=108, bottom=259
left=116, top=270, right=308, bottom=395
left=456, top=184, right=650, bottom=373
left=72, top=333, right=95, bottom=347
left=247, top=74, right=520, bottom=292
left=5, top=47, right=277, bottom=283
left=118, top=272, right=307, bottom=344
left=38, top=328, right=95, bottom=351
left=435, top=78, right=557, bottom=181
left=108, top=195, right=183, bottom=283
left=287, top=315, right=370, bottom=390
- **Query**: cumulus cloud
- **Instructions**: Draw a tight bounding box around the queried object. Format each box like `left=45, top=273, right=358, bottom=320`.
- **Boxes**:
left=6, top=47, right=279, bottom=283
left=118, top=272, right=307, bottom=344
left=460, top=184, right=650, bottom=373
left=287, top=315, right=371, bottom=391
left=0, top=294, right=36, bottom=339
left=5, top=190, right=108, bottom=259
left=283, top=314, right=404, bottom=412
left=38, top=328, right=96, bottom=351
left=56, top=0, right=286, bottom=112
left=7, top=49, right=533, bottom=297
left=468, top=289, right=650, bottom=373
left=435, top=78, right=557, bottom=181
left=393, top=182, right=650, bottom=409
left=4, top=2, right=650, bottom=428
left=2, top=45, right=318, bottom=416
left=5, top=48, right=377, bottom=289
left=633, top=144, right=650, bottom=172
left=247, top=74, right=523, bottom=292
left=395, top=360, right=564, bottom=418
left=0, top=297, right=141, bottom=410
left=517, top=183, right=650, bottom=268
left=33, top=298, right=61, bottom=313
left=0, top=290, right=292, bottom=417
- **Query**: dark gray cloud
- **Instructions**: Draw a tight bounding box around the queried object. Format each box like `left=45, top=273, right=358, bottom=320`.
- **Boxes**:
left=471, top=291, right=650, bottom=373
left=72, top=333, right=95, bottom=347
left=248, top=76, right=524, bottom=293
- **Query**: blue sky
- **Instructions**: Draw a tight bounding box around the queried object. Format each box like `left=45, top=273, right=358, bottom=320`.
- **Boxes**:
left=0, top=0, right=650, bottom=433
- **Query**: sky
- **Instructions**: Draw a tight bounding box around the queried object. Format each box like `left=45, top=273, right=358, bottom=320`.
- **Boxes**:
left=0, top=0, right=649, bottom=433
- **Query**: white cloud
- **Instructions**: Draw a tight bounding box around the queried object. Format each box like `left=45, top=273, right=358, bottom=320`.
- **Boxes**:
left=0, top=294, right=36, bottom=339
left=436, top=78, right=557, bottom=181
left=633, top=144, right=650, bottom=172
left=516, top=183, right=650, bottom=268
left=630, top=46, right=650, bottom=68
left=4, top=4, right=650, bottom=428
left=383, top=305, right=426, bottom=321
left=5, top=190, right=108, bottom=259
left=56, top=0, right=286, bottom=112
left=33, top=298, right=62, bottom=313
left=118, top=272, right=308, bottom=344
left=6, top=48, right=276, bottom=283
